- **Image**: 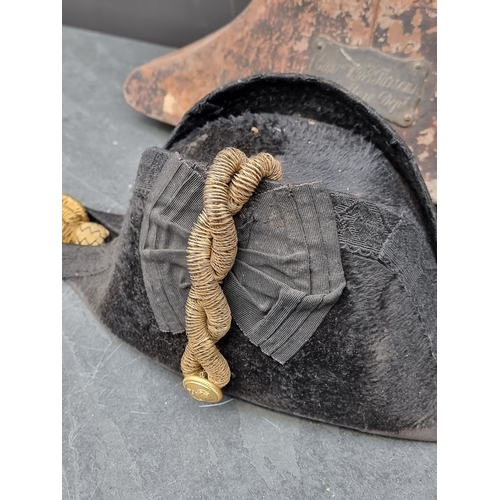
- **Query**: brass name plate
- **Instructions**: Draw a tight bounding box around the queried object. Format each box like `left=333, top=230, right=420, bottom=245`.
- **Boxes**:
left=309, top=37, right=429, bottom=127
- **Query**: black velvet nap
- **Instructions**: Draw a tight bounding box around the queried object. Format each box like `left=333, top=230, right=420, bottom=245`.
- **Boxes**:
left=62, top=75, right=437, bottom=441
left=168, top=74, right=436, bottom=252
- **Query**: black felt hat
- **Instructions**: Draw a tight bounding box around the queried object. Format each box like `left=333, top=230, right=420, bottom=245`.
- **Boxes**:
left=62, top=74, right=437, bottom=441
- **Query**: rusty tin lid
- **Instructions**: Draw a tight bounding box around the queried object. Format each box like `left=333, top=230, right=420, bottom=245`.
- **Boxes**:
left=123, top=0, right=437, bottom=202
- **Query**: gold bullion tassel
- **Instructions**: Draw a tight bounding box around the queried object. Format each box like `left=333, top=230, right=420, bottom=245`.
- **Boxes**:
left=62, top=194, right=109, bottom=246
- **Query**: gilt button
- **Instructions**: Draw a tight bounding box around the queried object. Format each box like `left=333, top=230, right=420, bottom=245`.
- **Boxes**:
left=183, top=375, right=223, bottom=403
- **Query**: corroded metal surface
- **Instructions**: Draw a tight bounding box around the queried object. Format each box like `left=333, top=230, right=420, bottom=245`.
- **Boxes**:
left=371, top=0, right=437, bottom=202
left=309, top=36, right=429, bottom=127
left=123, top=0, right=437, bottom=201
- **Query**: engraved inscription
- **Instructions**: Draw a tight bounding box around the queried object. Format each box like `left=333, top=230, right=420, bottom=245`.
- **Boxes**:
left=309, top=37, right=429, bottom=127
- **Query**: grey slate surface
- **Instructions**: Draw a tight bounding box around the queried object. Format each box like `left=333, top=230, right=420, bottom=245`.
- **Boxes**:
left=62, top=26, right=437, bottom=500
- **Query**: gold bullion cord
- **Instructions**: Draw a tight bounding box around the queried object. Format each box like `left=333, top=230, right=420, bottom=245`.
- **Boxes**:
left=182, top=148, right=282, bottom=402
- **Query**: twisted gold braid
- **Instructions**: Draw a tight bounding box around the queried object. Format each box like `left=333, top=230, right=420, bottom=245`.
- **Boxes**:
left=181, top=148, right=282, bottom=401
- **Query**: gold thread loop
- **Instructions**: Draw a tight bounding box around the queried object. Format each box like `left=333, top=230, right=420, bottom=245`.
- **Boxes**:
left=182, top=148, right=282, bottom=400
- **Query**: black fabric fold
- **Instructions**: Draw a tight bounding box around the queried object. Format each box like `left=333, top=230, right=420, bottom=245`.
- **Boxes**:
left=139, top=152, right=346, bottom=363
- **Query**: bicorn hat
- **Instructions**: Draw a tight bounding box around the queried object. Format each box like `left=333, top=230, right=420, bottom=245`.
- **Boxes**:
left=62, top=74, right=437, bottom=441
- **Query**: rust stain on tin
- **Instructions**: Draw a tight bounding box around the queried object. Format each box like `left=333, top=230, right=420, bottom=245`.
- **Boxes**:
left=123, top=0, right=437, bottom=200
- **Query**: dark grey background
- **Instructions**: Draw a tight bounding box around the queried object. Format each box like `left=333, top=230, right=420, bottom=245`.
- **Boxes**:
left=62, top=0, right=250, bottom=47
